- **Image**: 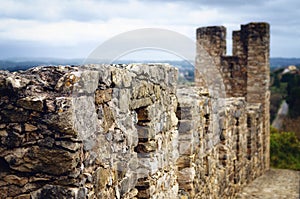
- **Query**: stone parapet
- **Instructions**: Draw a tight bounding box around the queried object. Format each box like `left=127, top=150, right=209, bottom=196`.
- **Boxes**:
left=0, top=64, right=179, bottom=199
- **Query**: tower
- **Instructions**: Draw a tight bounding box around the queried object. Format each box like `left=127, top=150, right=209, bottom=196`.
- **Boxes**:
left=195, top=26, right=226, bottom=87
left=243, top=23, right=270, bottom=169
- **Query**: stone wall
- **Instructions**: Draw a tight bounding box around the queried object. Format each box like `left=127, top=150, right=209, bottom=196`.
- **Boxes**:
left=176, top=88, right=265, bottom=198
left=0, top=64, right=179, bottom=199
left=0, top=63, right=269, bottom=199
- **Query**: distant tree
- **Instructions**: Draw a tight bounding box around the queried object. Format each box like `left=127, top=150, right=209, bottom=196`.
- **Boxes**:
left=287, top=87, right=300, bottom=118
left=273, top=74, right=281, bottom=88
left=282, top=73, right=294, bottom=83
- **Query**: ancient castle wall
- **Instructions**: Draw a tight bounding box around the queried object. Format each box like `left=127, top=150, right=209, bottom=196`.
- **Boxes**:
left=1, top=64, right=268, bottom=199
left=0, top=22, right=270, bottom=199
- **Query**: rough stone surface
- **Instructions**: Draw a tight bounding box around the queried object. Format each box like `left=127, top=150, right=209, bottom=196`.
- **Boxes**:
left=176, top=87, right=267, bottom=198
left=0, top=63, right=179, bottom=199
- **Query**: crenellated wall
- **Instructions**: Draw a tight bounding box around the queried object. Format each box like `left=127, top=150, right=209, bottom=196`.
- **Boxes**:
left=196, top=22, right=270, bottom=171
left=0, top=22, right=270, bottom=199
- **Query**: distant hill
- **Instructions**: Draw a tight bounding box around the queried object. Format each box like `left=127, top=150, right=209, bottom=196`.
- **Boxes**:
left=1, top=57, right=300, bottom=72
left=270, top=58, right=300, bottom=69
left=0, top=58, right=83, bottom=71
left=0, top=58, right=194, bottom=72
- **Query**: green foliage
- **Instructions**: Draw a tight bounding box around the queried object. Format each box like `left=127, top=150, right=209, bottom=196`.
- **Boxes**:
left=273, top=74, right=281, bottom=88
left=270, top=127, right=300, bottom=170
left=270, top=82, right=287, bottom=96
left=281, top=73, right=294, bottom=83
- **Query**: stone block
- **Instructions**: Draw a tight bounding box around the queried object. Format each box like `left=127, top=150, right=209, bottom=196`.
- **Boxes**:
left=95, top=88, right=112, bottom=104
left=17, top=97, right=44, bottom=112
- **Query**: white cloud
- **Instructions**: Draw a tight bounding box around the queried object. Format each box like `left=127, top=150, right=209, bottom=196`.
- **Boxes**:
left=0, top=0, right=299, bottom=58
left=0, top=18, right=142, bottom=45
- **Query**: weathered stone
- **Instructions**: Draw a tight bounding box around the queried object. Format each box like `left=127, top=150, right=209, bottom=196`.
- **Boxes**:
left=95, top=88, right=112, bottom=105
left=112, top=68, right=134, bottom=88
left=90, top=64, right=112, bottom=88
left=95, top=167, right=111, bottom=189
left=178, top=120, right=194, bottom=133
left=14, top=194, right=31, bottom=199
left=24, top=123, right=38, bottom=132
left=136, top=125, right=155, bottom=140
left=55, top=140, right=81, bottom=152
left=4, top=146, right=80, bottom=175
left=170, top=111, right=178, bottom=127
left=178, top=168, right=195, bottom=183
left=9, top=125, right=21, bottom=134
left=123, top=188, right=138, bottom=199
left=2, top=131, right=24, bottom=148
left=127, top=64, right=150, bottom=77
left=17, top=97, right=44, bottom=112
left=132, top=81, right=154, bottom=99
left=6, top=75, right=30, bottom=89
left=1, top=109, right=29, bottom=123
left=130, top=97, right=153, bottom=110
left=73, top=70, right=99, bottom=94
left=44, top=97, right=75, bottom=135
left=176, top=156, right=193, bottom=169
left=98, top=104, right=114, bottom=133
left=4, top=175, right=28, bottom=186
left=0, top=130, right=8, bottom=137
left=45, top=99, right=56, bottom=112
left=118, top=89, right=131, bottom=113
left=154, top=85, right=161, bottom=100
left=31, top=185, right=80, bottom=199
left=135, top=140, right=157, bottom=153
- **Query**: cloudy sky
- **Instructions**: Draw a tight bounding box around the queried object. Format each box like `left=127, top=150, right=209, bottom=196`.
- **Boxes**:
left=0, top=0, right=299, bottom=60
